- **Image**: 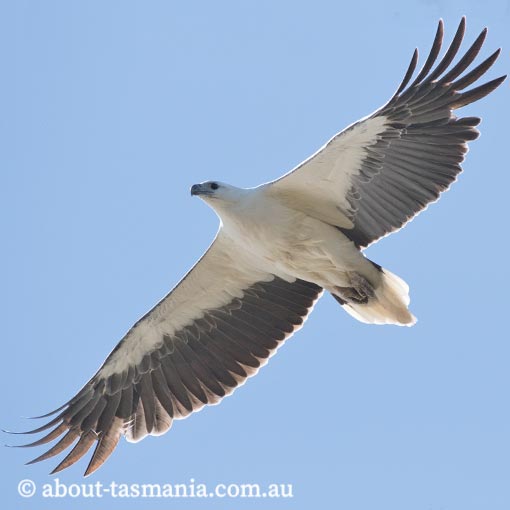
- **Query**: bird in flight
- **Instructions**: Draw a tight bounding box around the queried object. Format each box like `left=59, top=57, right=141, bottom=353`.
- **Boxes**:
left=11, top=18, right=505, bottom=476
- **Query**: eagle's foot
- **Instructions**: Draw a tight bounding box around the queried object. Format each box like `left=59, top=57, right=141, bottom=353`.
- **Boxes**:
left=335, top=273, right=375, bottom=304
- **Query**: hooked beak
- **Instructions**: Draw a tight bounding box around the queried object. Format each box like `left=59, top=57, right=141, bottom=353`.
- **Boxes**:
left=190, top=183, right=212, bottom=197
left=190, top=184, right=202, bottom=196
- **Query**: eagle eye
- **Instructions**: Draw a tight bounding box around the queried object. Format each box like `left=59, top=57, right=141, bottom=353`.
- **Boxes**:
left=210, top=182, right=219, bottom=190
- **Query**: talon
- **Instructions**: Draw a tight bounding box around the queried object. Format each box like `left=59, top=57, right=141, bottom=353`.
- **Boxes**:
left=334, top=273, right=376, bottom=304
left=350, top=273, right=376, bottom=299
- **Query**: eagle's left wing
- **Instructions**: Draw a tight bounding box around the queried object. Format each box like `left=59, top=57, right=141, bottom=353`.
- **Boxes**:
left=268, top=18, right=505, bottom=249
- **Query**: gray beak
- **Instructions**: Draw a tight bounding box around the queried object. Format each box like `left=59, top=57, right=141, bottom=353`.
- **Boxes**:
left=190, top=184, right=201, bottom=196
left=191, top=183, right=214, bottom=197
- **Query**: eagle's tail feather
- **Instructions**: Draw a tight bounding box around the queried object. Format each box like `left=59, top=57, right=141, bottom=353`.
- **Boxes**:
left=332, top=267, right=416, bottom=326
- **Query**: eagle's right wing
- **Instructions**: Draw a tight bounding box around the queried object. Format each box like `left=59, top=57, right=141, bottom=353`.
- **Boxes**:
left=13, top=231, right=322, bottom=476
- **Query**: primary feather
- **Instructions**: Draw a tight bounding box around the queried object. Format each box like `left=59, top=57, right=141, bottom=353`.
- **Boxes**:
left=11, top=18, right=505, bottom=476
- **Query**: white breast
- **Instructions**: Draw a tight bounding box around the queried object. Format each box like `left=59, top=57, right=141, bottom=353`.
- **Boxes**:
left=217, top=186, right=377, bottom=292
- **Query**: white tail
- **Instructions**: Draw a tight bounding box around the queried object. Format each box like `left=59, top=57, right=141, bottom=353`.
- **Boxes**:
left=341, top=268, right=416, bottom=326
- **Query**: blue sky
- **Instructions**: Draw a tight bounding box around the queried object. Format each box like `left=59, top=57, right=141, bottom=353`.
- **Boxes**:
left=1, top=1, right=509, bottom=509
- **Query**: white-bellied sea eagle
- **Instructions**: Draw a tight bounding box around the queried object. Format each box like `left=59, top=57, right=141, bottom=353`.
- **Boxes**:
left=10, top=18, right=506, bottom=476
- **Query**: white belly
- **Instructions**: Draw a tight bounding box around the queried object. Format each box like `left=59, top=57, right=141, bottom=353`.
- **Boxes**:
left=220, top=197, right=380, bottom=291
